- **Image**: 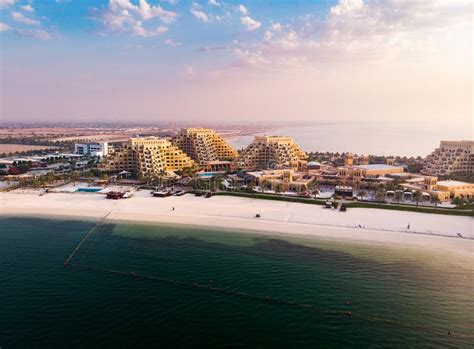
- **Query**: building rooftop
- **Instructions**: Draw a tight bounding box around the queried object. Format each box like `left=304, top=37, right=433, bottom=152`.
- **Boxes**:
left=353, top=164, right=402, bottom=171
left=437, top=180, right=473, bottom=187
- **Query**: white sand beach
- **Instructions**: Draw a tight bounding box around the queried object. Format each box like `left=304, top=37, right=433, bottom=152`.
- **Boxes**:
left=1, top=191, right=473, bottom=257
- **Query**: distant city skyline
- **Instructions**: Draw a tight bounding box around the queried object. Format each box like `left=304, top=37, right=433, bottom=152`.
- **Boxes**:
left=0, top=0, right=472, bottom=131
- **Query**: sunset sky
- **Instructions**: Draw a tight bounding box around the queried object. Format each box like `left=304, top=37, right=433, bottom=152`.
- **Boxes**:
left=0, top=0, right=472, bottom=128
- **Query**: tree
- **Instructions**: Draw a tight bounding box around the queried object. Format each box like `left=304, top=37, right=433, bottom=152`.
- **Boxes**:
left=358, top=190, right=367, bottom=201
left=375, top=188, right=386, bottom=203
left=274, top=182, right=283, bottom=195
left=394, top=191, right=403, bottom=205
left=70, top=171, right=79, bottom=186
left=452, top=197, right=464, bottom=208
left=413, top=191, right=422, bottom=207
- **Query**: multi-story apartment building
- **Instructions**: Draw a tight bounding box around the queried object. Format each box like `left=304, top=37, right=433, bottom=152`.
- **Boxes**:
left=74, top=142, right=108, bottom=157
left=423, top=140, right=474, bottom=176
left=103, top=137, right=194, bottom=176
left=172, top=128, right=238, bottom=166
left=234, top=136, right=307, bottom=170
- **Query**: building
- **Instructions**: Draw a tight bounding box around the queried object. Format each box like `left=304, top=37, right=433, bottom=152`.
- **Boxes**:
left=401, top=176, right=474, bottom=202
left=172, top=128, right=238, bottom=166
left=245, top=169, right=315, bottom=194
left=74, top=142, right=108, bottom=157
left=423, top=140, right=474, bottom=176
left=234, top=136, right=307, bottom=170
left=338, top=164, right=405, bottom=183
left=102, top=137, right=194, bottom=177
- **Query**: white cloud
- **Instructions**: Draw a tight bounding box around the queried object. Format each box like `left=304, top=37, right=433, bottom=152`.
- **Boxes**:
left=21, top=4, right=34, bottom=12
left=237, top=4, right=247, bottom=15
left=16, top=28, right=53, bottom=40
left=0, top=21, right=10, bottom=32
left=164, top=38, right=181, bottom=47
left=190, top=8, right=209, bottom=22
left=11, top=11, right=40, bottom=25
left=208, top=0, right=220, bottom=6
left=93, top=0, right=176, bottom=36
left=234, top=0, right=473, bottom=69
left=0, top=0, right=17, bottom=9
left=240, top=15, right=260, bottom=31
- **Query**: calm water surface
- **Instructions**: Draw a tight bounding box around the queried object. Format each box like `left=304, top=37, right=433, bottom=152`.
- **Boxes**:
left=229, top=122, right=473, bottom=156
left=1, top=217, right=472, bottom=348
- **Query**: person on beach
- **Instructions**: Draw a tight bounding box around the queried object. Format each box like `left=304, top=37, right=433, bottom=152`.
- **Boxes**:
left=172, top=207, right=175, bottom=211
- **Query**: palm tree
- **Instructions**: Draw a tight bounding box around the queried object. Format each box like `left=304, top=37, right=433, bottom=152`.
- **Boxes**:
left=413, top=191, right=422, bottom=207
left=274, top=182, right=283, bottom=195
left=70, top=171, right=79, bottom=186
left=260, top=179, right=268, bottom=193
left=452, top=197, right=464, bottom=208
left=375, top=188, right=386, bottom=203
left=358, top=190, right=367, bottom=201
left=394, top=191, right=403, bottom=205
left=247, top=179, right=256, bottom=192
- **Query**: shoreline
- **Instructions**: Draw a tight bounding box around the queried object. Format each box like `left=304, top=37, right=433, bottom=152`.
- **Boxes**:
left=1, top=191, right=473, bottom=259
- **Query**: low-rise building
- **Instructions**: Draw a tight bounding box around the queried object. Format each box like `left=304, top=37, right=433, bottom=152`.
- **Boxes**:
left=401, top=176, right=474, bottom=201
left=338, top=164, right=405, bottom=183
left=74, top=142, right=109, bottom=157
left=246, top=169, right=315, bottom=194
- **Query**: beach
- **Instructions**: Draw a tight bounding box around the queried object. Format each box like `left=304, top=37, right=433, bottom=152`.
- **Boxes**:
left=1, top=191, right=472, bottom=258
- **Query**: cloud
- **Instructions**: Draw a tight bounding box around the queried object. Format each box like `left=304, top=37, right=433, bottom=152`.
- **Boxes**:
left=21, top=4, right=34, bottom=12
left=93, top=0, right=176, bottom=36
left=208, top=0, right=220, bottom=6
left=234, top=0, right=473, bottom=69
left=164, top=38, right=181, bottom=47
left=0, top=21, right=10, bottom=32
left=0, top=0, right=16, bottom=9
left=237, top=4, right=247, bottom=15
left=16, top=28, right=53, bottom=40
left=190, top=2, right=210, bottom=23
left=11, top=11, right=40, bottom=25
left=240, top=15, right=260, bottom=31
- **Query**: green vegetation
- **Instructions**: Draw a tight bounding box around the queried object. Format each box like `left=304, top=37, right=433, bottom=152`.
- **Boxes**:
left=215, top=191, right=474, bottom=217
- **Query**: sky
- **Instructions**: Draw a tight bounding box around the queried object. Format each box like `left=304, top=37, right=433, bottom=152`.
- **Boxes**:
left=0, top=0, right=472, bottom=129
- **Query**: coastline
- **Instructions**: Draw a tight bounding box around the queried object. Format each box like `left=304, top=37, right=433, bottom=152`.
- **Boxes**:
left=1, top=191, right=473, bottom=259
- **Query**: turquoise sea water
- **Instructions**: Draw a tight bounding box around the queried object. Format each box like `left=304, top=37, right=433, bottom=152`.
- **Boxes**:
left=1, top=217, right=472, bottom=348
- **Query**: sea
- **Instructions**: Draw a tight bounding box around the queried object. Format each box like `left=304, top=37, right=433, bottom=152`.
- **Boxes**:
left=229, top=122, right=473, bottom=157
left=1, top=217, right=473, bottom=348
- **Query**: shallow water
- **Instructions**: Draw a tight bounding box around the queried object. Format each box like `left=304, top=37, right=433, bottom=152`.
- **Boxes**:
left=1, top=217, right=472, bottom=348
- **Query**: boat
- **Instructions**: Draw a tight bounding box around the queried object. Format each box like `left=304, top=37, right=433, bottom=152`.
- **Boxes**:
left=122, top=192, right=133, bottom=199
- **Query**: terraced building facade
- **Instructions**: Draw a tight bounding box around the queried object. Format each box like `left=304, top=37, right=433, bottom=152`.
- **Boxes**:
left=103, top=137, right=194, bottom=176
left=234, top=136, right=307, bottom=170
left=172, top=128, right=238, bottom=166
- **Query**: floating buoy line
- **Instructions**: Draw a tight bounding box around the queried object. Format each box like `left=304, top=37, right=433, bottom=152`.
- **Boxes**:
left=63, top=215, right=471, bottom=342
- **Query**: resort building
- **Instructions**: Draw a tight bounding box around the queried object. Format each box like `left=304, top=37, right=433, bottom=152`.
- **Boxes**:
left=234, top=136, right=307, bottom=170
left=102, top=137, right=194, bottom=176
left=245, top=169, right=315, bottom=195
left=423, top=140, right=474, bottom=176
left=74, top=142, right=108, bottom=157
left=172, top=128, right=238, bottom=166
left=337, top=164, right=405, bottom=183
left=401, top=176, right=474, bottom=202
